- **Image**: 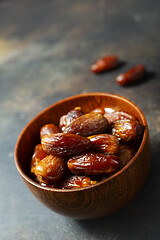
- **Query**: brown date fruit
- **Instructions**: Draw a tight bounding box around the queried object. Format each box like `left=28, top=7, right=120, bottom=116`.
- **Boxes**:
left=33, top=154, right=66, bottom=185
left=41, top=133, right=92, bottom=157
left=112, top=119, right=144, bottom=142
left=61, top=176, right=97, bottom=189
left=59, top=107, right=84, bottom=131
left=40, top=123, right=61, bottom=139
left=92, top=107, right=115, bottom=115
left=59, top=115, right=67, bottom=132
left=30, top=144, right=47, bottom=173
left=116, top=65, right=146, bottom=86
left=104, top=111, right=137, bottom=124
left=67, top=153, right=120, bottom=175
left=119, top=144, right=134, bottom=168
left=91, top=56, right=119, bottom=73
left=66, top=107, right=84, bottom=125
left=89, top=134, right=120, bottom=155
left=92, top=108, right=137, bottom=124
left=64, top=112, right=108, bottom=137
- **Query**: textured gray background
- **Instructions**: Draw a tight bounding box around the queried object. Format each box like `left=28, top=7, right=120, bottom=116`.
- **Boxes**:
left=0, top=0, right=160, bottom=239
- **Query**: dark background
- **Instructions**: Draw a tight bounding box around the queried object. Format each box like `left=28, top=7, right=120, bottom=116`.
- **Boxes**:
left=1, top=0, right=160, bottom=239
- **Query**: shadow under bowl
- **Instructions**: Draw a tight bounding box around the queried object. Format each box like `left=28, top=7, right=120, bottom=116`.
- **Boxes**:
left=14, top=92, right=151, bottom=219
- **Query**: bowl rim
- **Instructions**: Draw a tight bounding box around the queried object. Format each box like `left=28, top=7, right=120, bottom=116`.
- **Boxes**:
left=14, top=92, right=148, bottom=192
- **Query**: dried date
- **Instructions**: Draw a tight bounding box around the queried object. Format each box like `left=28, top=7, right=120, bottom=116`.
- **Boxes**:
left=61, top=176, right=97, bottom=189
left=41, top=133, right=92, bottom=157
left=92, top=107, right=137, bottom=124
left=91, top=56, right=119, bottom=73
left=116, top=65, right=146, bottom=86
left=67, top=153, right=120, bottom=175
left=59, top=115, right=67, bottom=132
left=33, top=154, right=66, bottom=185
left=112, top=119, right=144, bottom=142
left=104, top=111, right=137, bottom=124
left=40, top=123, right=61, bottom=139
left=64, top=112, right=108, bottom=137
left=92, top=107, right=115, bottom=115
left=59, top=107, right=84, bottom=131
left=30, top=144, right=47, bottom=172
left=89, top=134, right=120, bottom=155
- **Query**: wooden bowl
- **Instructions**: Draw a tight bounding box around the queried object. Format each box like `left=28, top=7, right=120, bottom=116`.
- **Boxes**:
left=14, top=92, right=151, bottom=219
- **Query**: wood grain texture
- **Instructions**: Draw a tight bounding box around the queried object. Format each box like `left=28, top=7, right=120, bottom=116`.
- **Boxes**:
left=15, top=93, right=151, bottom=219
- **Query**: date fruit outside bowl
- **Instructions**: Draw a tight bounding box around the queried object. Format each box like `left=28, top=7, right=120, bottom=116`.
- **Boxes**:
left=14, top=92, right=151, bottom=219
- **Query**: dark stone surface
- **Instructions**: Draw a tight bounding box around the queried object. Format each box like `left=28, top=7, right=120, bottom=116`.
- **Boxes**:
left=0, top=0, right=160, bottom=239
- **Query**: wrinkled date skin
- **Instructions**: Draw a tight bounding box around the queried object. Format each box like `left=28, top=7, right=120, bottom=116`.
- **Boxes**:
left=92, top=107, right=137, bottom=124
left=91, top=56, right=119, bottom=73
left=67, top=153, right=120, bottom=175
left=41, top=133, right=92, bottom=157
left=40, top=123, right=61, bottom=139
left=59, top=107, right=84, bottom=131
left=31, top=144, right=47, bottom=172
left=33, top=155, right=66, bottom=185
left=89, top=134, right=120, bottom=155
left=64, top=112, right=108, bottom=137
left=104, top=111, right=137, bottom=124
left=119, top=144, right=134, bottom=168
left=61, top=176, right=97, bottom=189
left=112, top=119, right=144, bottom=142
left=116, top=65, right=146, bottom=86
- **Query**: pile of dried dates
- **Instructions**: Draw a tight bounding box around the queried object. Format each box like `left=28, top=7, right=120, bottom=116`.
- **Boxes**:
left=30, top=106, right=144, bottom=189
